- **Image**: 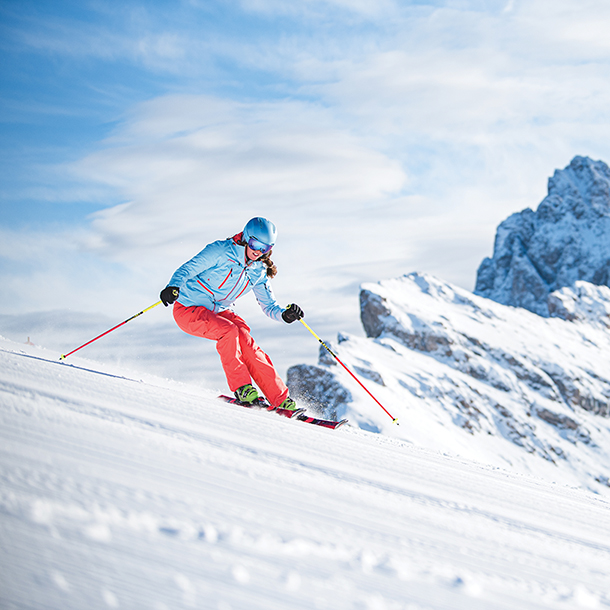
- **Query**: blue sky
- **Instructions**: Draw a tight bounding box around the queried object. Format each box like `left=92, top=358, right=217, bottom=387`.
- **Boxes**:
left=2, top=0, right=610, bottom=332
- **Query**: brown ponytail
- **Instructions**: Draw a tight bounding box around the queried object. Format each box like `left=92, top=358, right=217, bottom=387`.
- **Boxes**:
left=260, top=250, right=277, bottom=278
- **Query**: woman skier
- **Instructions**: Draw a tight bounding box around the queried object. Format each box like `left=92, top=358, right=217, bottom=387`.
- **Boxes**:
left=160, top=217, right=304, bottom=411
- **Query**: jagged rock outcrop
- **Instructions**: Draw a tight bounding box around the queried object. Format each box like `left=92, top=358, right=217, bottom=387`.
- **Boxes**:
left=475, top=156, right=610, bottom=316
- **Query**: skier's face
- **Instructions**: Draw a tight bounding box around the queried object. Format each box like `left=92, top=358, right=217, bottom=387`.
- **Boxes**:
left=246, top=245, right=264, bottom=261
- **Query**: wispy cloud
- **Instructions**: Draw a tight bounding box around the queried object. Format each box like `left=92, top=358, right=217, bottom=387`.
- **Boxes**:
left=73, top=94, right=406, bottom=268
left=15, top=20, right=189, bottom=72
left=238, top=0, right=398, bottom=18
left=2, top=2, right=213, bottom=76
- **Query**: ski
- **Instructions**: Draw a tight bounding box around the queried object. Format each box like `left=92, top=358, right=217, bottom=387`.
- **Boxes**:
left=296, top=413, right=349, bottom=430
left=218, top=395, right=348, bottom=429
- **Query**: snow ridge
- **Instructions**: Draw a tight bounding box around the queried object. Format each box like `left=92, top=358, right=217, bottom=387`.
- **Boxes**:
left=288, top=273, right=610, bottom=495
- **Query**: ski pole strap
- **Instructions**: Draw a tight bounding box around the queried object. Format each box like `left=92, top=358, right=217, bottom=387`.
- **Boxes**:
left=60, top=300, right=163, bottom=361
left=298, top=319, right=398, bottom=424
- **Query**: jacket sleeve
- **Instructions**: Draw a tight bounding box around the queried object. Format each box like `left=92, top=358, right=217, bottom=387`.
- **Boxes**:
left=167, top=242, right=222, bottom=288
left=252, top=278, right=285, bottom=322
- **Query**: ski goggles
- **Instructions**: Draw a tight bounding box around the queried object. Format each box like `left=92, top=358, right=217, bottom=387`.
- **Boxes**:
left=247, top=236, right=273, bottom=254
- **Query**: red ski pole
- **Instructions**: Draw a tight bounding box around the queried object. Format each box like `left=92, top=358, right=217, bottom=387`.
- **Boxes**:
left=59, top=301, right=162, bottom=360
left=299, top=318, right=398, bottom=424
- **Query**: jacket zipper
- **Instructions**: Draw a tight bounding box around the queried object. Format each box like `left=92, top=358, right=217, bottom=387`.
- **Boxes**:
left=224, top=267, right=248, bottom=301
left=218, top=270, right=232, bottom=289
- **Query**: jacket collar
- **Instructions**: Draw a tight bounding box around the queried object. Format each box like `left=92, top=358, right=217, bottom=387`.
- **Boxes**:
left=231, top=232, right=256, bottom=267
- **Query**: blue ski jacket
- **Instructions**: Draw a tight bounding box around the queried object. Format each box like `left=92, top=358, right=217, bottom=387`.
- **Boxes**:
left=167, top=234, right=286, bottom=322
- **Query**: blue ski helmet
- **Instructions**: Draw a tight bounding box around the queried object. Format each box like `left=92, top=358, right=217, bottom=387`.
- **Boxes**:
left=243, top=217, right=277, bottom=253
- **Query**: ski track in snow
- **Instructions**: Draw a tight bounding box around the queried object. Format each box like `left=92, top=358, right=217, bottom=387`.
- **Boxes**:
left=1, top=339, right=610, bottom=610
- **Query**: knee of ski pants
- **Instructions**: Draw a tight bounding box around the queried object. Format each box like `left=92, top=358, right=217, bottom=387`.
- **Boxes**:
left=218, top=313, right=267, bottom=355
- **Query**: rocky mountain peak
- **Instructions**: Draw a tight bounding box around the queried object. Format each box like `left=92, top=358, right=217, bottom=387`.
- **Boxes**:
left=475, top=156, right=610, bottom=316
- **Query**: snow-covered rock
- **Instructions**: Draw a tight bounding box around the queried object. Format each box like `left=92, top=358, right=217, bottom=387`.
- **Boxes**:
left=475, top=156, right=610, bottom=316
left=287, top=272, right=610, bottom=493
left=548, top=281, right=610, bottom=328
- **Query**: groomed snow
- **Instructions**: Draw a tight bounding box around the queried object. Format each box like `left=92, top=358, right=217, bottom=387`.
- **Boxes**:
left=2, top=337, right=610, bottom=609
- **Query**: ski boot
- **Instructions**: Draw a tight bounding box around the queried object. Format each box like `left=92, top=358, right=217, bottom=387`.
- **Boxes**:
left=278, top=397, right=299, bottom=412
left=273, top=397, right=305, bottom=419
left=234, top=384, right=259, bottom=405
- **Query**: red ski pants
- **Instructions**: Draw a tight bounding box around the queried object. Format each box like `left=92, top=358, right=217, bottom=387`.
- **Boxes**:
left=173, top=302, right=289, bottom=408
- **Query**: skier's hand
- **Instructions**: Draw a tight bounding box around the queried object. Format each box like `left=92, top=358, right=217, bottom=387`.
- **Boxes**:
left=160, top=286, right=180, bottom=307
left=282, top=303, right=304, bottom=323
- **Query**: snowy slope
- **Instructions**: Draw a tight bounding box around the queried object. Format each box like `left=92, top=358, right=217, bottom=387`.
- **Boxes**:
left=288, top=273, right=610, bottom=496
left=2, top=337, right=610, bottom=610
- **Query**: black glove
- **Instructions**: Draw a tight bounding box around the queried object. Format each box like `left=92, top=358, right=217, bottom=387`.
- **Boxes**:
left=160, top=286, right=180, bottom=307
left=282, top=303, right=304, bottom=324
